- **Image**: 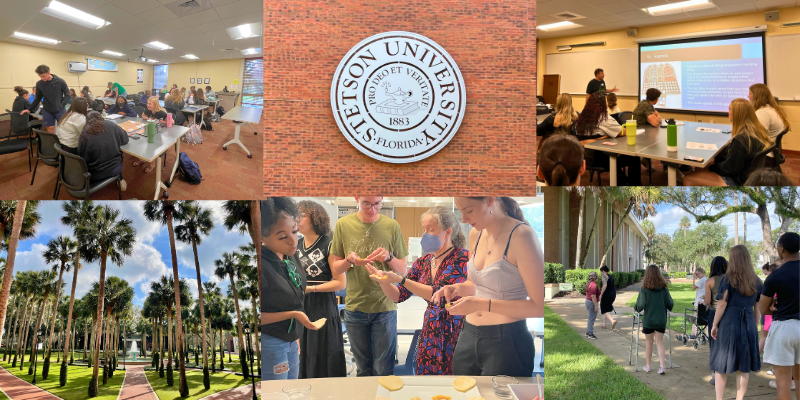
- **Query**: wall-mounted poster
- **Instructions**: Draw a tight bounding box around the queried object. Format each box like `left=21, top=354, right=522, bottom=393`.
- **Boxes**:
left=190, top=78, right=195, bottom=84
left=86, top=58, right=118, bottom=72
left=137, top=69, right=143, bottom=83
left=204, top=78, right=210, bottom=84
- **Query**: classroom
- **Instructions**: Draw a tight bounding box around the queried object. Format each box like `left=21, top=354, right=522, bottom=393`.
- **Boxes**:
left=536, top=4, right=800, bottom=187
left=0, top=0, right=263, bottom=200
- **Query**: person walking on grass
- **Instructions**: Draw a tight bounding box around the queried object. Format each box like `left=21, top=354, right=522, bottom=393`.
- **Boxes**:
left=634, top=264, right=674, bottom=375
left=710, top=245, right=763, bottom=400
left=599, top=265, right=617, bottom=330
left=704, top=256, right=728, bottom=386
left=585, top=271, right=600, bottom=339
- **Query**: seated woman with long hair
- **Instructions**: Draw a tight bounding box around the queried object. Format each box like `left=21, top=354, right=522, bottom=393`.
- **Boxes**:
left=77, top=111, right=129, bottom=189
left=684, top=99, right=773, bottom=186
left=574, top=93, right=642, bottom=185
left=537, top=94, right=578, bottom=138
left=537, top=134, right=585, bottom=186
left=56, top=97, right=89, bottom=154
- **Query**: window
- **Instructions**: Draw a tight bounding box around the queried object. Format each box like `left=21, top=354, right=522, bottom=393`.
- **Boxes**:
left=242, top=57, right=263, bottom=108
left=154, top=65, right=169, bottom=92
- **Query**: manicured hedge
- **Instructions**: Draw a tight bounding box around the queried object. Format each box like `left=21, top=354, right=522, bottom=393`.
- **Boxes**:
left=545, top=262, right=566, bottom=284
left=565, top=269, right=600, bottom=294
left=565, top=269, right=645, bottom=294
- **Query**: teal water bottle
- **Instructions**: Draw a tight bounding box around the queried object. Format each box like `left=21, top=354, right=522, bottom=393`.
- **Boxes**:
left=667, top=123, right=678, bottom=152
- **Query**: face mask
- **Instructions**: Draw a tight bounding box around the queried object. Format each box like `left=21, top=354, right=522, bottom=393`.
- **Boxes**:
left=421, top=231, right=446, bottom=253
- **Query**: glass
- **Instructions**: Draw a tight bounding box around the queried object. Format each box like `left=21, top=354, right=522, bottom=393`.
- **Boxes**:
left=282, top=383, right=311, bottom=400
left=153, top=65, right=169, bottom=91
left=492, top=375, right=519, bottom=399
left=242, top=58, right=263, bottom=108
left=360, top=201, right=382, bottom=210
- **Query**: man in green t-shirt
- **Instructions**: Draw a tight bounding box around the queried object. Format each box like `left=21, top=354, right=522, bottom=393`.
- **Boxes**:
left=633, top=88, right=662, bottom=127
left=108, top=82, right=127, bottom=98
left=330, top=196, right=409, bottom=376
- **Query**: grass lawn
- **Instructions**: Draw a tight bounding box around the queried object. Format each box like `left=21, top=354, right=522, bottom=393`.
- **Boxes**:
left=146, top=368, right=257, bottom=400
left=0, top=389, right=8, bottom=400
left=544, top=305, right=664, bottom=400
left=0, top=358, right=124, bottom=400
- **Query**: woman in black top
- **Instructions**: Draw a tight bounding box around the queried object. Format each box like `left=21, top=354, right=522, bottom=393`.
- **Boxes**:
left=106, top=97, right=137, bottom=117
left=296, top=200, right=347, bottom=379
left=12, top=86, right=40, bottom=126
left=599, top=265, right=617, bottom=329
left=77, top=111, right=129, bottom=188
left=132, top=97, right=169, bottom=174
left=261, top=198, right=321, bottom=380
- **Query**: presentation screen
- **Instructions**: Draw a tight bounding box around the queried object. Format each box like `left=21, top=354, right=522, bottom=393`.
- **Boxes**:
left=638, top=33, right=766, bottom=114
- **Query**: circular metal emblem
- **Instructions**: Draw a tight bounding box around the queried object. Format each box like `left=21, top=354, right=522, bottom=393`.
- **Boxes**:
left=331, top=32, right=466, bottom=163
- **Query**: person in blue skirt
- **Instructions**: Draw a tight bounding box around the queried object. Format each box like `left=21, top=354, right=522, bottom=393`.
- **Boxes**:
left=710, top=245, right=763, bottom=400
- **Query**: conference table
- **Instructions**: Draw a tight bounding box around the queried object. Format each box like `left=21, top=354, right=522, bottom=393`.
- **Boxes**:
left=114, top=116, right=188, bottom=199
left=583, top=121, right=733, bottom=186
left=181, top=104, right=209, bottom=127
left=221, top=106, right=261, bottom=158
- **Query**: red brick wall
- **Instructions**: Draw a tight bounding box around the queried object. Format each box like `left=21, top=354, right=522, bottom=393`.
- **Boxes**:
left=263, top=0, right=537, bottom=196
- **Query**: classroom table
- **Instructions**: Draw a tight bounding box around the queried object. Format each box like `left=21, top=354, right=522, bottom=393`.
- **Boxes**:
left=221, top=106, right=261, bottom=158
left=97, top=97, right=116, bottom=106
left=115, top=117, right=188, bottom=199
left=261, top=376, right=539, bottom=400
left=181, top=104, right=209, bottom=127
left=583, top=121, right=733, bottom=186
left=536, top=113, right=551, bottom=124
left=205, top=98, right=221, bottom=120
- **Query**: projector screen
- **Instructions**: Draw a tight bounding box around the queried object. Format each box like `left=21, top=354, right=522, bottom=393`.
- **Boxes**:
left=638, top=33, right=766, bottom=114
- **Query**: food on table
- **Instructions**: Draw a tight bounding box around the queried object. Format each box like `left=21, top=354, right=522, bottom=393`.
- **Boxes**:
left=466, top=397, right=485, bottom=400
left=410, top=397, right=422, bottom=400
left=431, top=396, right=452, bottom=400
left=311, top=318, right=327, bottom=329
left=453, top=376, right=477, bottom=392
left=378, top=375, right=404, bottom=391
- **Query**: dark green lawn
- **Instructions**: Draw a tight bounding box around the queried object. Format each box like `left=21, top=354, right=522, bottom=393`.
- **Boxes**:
left=0, top=358, right=124, bottom=400
left=145, top=368, right=256, bottom=400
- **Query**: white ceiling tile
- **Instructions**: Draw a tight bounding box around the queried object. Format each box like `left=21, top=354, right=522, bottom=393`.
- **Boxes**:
left=221, top=14, right=259, bottom=28
left=63, top=0, right=109, bottom=13
left=155, top=18, right=189, bottom=32
left=576, top=6, right=612, bottom=17
left=711, top=0, right=752, bottom=5
left=684, top=7, right=723, bottom=16
left=626, top=0, right=669, bottom=8
left=577, top=18, right=607, bottom=25
left=137, top=7, right=175, bottom=24
left=115, top=16, right=149, bottom=30
left=617, top=9, right=651, bottom=18
left=754, top=0, right=795, bottom=9
left=169, top=26, right=197, bottom=38
left=193, top=19, right=225, bottom=33
left=94, top=3, right=133, bottom=23
left=596, top=13, right=627, bottom=23
left=210, top=0, right=239, bottom=6
left=537, top=15, right=563, bottom=25
left=180, top=8, right=219, bottom=25
left=717, top=2, right=758, bottom=12
left=600, top=1, right=639, bottom=13
left=214, top=0, right=260, bottom=20
left=112, top=0, right=161, bottom=15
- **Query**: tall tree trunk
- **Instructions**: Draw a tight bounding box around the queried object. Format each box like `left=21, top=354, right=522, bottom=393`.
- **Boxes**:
left=598, top=199, right=635, bottom=269
left=756, top=204, right=780, bottom=259
left=734, top=194, right=739, bottom=245
left=14, top=298, right=31, bottom=363
left=63, top=250, right=81, bottom=362
left=580, top=197, right=603, bottom=269
left=191, top=236, right=209, bottom=375
left=6, top=297, right=21, bottom=361
left=91, top=253, right=109, bottom=395
left=30, top=292, right=52, bottom=372
left=230, top=276, right=246, bottom=360
left=47, top=264, right=66, bottom=357
left=251, top=296, right=261, bottom=373
left=0, top=201, right=27, bottom=340
left=575, top=189, right=586, bottom=269
left=249, top=200, right=262, bottom=302
left=165, top=210, right=188, bottom=397
left=19, top=302, right=36, bottom=368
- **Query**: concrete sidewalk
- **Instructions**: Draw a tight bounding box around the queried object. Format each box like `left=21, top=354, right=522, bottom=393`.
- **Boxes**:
left=547, top=284, right=777, bottom=399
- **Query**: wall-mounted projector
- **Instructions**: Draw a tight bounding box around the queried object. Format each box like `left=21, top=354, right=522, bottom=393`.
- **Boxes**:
left=67, top=61, right=87, bottom=73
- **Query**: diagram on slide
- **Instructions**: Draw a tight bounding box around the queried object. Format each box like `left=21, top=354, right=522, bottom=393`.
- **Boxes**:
left=642, top=62, right=682, bottom=108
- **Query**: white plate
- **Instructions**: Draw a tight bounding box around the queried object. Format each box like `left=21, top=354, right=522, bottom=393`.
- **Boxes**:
left=375, top=376, right=482, bottom=399
left=509, top=384, right=543, bottom=400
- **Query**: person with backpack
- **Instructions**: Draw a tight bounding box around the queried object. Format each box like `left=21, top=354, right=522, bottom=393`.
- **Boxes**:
left=634, top=264, right=674, bottom=375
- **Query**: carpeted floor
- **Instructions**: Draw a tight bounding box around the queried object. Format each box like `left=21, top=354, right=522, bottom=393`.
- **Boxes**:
left=0, top=118, right=263, bottom=200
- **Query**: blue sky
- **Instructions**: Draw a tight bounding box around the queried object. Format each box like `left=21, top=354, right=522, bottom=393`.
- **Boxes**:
left=0, top=201, right=252, bottom=307
left=646, top=202, right=784, bottom=242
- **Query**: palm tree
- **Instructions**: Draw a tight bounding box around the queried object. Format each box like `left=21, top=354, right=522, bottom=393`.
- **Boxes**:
left=59, top=200, right=94, bottom=387
left=144, top=200, right=189, bottom=397
left=223, top=201, right=261, bottom=307
left=150, top=276, right=189, bottom=387
left=93, top=277, right=132, bottom=383
left=42, top=236, right=76, bottom=377
left=679, top=216, right=691, bottom=236
left=13, top=271, right=36, bottom=369
left=26, top=270, right=57, bottom=376
left=237, top=249, right=261, bottom=374
left=214, top=251, right=249, bottom=377
left=0, top=201, right=41, bottom=346
left=77, top=205, right=135, bottom=398
left=174, top=200, right=213, bottom=389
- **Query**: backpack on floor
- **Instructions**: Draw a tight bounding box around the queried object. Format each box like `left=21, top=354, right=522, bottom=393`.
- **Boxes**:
left=216, top=106, right=225, bottom=116
left=201, top=116, right=213, bottom=131
left=183, top=122, right=203, bottom=144
left=177, top=152, right=202, bottom=184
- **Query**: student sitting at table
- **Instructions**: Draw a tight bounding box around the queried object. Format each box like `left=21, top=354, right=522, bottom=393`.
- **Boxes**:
left=12, top=86, right=40, bottom=126
left=180, top=87, right=188, bottom=102
left=106, top=97, right=137, bottom=117
left=164, top=89, right=185, bottom=110
left=56, top=97, right=89, bottom=154
left=186, top=89, right=196, bottom=105
left=607, top=93, right=621, bottom=115
left=133, top=97, right=170, bottom=174
left=28, top=87, right=36, bottom=104
left=160, top=85, right=168, bottom=94
left=82, top=86, right=94, bottom=101
left=204, top=86, right=215, bottom=99
left=749, top=83, right=790, bottom=165
left=537, top=134, right=585, bottom=186
left=77, top=111, right=128, bottom=190
left=633, top=88, right=663, bottom=127
left=66, top=89, right=77, bottom=108
left=537, top=93, right=578, bottom=138
left=575, top=92, right=642, bottom=186
left=140, top=90, right=152, bottom=106
left=684, top=98, right=773, bottom=186
left=103, top=89, right=117, bottom=98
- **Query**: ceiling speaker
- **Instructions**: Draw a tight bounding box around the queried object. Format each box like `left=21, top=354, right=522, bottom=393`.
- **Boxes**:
left=626, top=29, right=638, bottom=37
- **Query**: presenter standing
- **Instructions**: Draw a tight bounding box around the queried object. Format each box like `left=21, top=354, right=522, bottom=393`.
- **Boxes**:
left=586, top=68, right=619, bottom=100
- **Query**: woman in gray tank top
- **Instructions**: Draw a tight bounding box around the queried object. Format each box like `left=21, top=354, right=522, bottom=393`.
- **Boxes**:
left=703, top=256, right=728, bottom=386
left=432, top=197, right=544, bottom=376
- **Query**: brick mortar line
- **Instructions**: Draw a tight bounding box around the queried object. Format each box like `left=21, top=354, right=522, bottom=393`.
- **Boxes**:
left=0, top=365, right=64, bottom=400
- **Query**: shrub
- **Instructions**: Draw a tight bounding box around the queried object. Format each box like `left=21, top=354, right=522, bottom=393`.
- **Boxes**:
left=615, top=272, right=628, bottom=288
left=544, top=263, right=566, bottom=284
left=565, top=269, right=600, bottom=294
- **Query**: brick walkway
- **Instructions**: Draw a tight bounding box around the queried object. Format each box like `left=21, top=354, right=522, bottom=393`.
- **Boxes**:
left=0, top=366, right=61, bottom=400
left=201, top=381, right=260, bottom=400
left=117, top=364, right=157, bottom=400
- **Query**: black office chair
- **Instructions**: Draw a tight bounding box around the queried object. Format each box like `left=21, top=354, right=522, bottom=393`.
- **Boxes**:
left=159, top=92, right=166, bottom=100
left=165, top=107, right=185, bottom=125
left=1, top=111, right=35, bottom=171
left=127, top=94, right=137, bottom=101
left=619, top=111, right=633, bottom=123
left=750, top=141, right=778, bottom=173
left=30, top=129, right=61, bottom=194
left=93, top=99, right=106, bottom=112
left=132, top=106, right=146, bottom=118
left=53, top=143, right=122, bottom=200
left=610, top=113, right=623, bottom=125
left=536, top=105, right=550, bottom=115
left=772, top=129, right=789, bottom=171
left=137, top=91, right=145, bottom=96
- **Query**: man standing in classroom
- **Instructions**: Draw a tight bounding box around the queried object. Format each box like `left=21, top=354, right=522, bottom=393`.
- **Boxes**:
left=586, top=68, right=619, bottom=100
left=330, top=196, right=409, bottom=377
left=108, top=81, right=127, bottom=98
left=19, top=65, right=70, bottom=133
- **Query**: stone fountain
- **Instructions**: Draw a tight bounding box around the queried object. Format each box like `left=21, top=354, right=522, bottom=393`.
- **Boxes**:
left=129, top=340, right=140, bottom=360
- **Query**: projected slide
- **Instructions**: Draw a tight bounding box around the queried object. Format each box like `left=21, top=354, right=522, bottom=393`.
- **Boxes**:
left=639, top=36, right=765, bottom=113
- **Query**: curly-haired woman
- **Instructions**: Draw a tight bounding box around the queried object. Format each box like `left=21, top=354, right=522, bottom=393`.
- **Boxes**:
left=296, top=200, right=347, bottom=378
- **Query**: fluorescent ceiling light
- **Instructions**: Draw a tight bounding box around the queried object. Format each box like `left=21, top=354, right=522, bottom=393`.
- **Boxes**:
left=644, top=0, right=715, bottom=15
left=226, top=23, right=261, bottom=40
left=538, top=21, right=581, bottom=31
left=241, top=48, right=260, bottom=55
left=144, top=41, right=173, bottom=50
left=101, top=50, right=124, bottom=56
left=40, top=0, right=110, bottom=29
left=12, top=32, right=60, bottom=45
left=147, top=59, right=159, bottom=63
left=182, top=54, right=199, bottom=59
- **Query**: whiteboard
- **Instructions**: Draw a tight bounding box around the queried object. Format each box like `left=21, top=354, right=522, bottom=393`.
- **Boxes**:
left=545, top=48, right=638, bottom=96
left=766, top=34, right=800, bottom=101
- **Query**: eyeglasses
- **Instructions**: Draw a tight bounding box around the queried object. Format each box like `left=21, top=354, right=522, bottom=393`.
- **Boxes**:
left=360, top=201, right=382, bottom=210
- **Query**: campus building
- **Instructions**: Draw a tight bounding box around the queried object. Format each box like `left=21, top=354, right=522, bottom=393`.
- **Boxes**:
left=543, top=187, right=646, bottom=272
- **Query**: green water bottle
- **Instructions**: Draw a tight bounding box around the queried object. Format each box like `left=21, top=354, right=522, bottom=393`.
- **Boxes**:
left=146, top=120, right=156, bottom=143
left=667, top=123, right=678, bottom=152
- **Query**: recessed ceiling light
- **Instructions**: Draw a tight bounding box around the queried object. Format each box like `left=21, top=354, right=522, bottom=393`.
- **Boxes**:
left=101, top=50, right=124, bottom=56
left=538, top=21, right=581, bottom=31
left=226, top=23, right=261, bottom=40
left=644, top=0, right=715, bottom=15
left=182, top=54, right=199, bottom=59
left=40, top=0, right=110, bottom=30
left=12, top=32, right=60, bottom=45
left=143, top=41, right=173, bottom=50
left=147, top=59, right=159, bottom=63
left=240, top=48, right=260, bottom=55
